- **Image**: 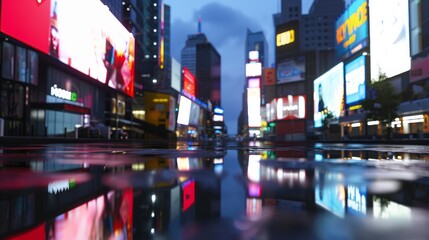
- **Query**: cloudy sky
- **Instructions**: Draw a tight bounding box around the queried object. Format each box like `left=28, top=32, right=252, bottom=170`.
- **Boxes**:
left=164, top=0, right=314, bottom=134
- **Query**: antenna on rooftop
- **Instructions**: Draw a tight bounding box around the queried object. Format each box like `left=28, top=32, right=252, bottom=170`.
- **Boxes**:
left=198, top=16, right=202, bottom=33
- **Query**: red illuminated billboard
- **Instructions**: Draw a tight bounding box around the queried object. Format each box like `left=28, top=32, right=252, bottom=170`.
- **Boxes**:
left=183, top=67, right=196, bottom=98
left=0, top=0, right=135, bottom=97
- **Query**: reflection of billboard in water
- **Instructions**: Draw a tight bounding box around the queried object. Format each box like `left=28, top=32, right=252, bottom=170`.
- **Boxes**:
left=315, top=170, right=346, bottom=218
left=313, top=62, right=344, bottom=128
left=277, top=56, right=305, bottom=84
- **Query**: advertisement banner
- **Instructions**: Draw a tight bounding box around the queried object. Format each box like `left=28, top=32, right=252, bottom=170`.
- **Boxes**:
left=276, top=95, right=306, bottom=120
left=277, top=56, right=305, bottom=84
left=0, top=0, right=135, bottom=97
left=247, top=88, right=262, bottom=127
left=410, top=49, right=429, bottom=83
left=345, top=55, right=366, bottom=105
left=313, top=62, right=344, bottom=128
left=183, top=67, right=196, bottom=98
left=335, top=0, right=368, bottom=59
left=171, top=58, right=181, bottom=92
left=369, top=0, right=410, bottom=80
left=263, top=68, right=276, bottom=86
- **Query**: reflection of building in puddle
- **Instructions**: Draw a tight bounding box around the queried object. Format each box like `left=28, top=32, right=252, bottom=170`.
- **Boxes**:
left=246, top=198, right=263, bottom=220
left=315, top=169, right=346, bottom=218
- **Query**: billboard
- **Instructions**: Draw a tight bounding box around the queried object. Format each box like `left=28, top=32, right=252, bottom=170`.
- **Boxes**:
left=245, top=62, right=262, bottom=77
left=263, top=68, right=276, bottom=86
left=247, top=88, right=262, bottom=127
left=369, top=0, right=410, bottom=80
left=345, top=55, right=366, bottom=105
left=277, top=56, right=305, bottom=84
left=276, top=95, right=306, bottom=120
left=410, top=48, right=429, bottom=83
left=183, top=67, right=196, bottom=98
left=0, top=0, right=135, bottom=97
left=313, top=62, right=344, bottom=128
left=171, top=58, right=181, bottom=92
left=177, top=95, right=191, bottom=126
left=335, top=0, right=368, bottom=59
left=275, top=20, right=299, bottom=60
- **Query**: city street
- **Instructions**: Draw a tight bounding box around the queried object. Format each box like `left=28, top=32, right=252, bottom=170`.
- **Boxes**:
left=1, top=140, right=429, bottom=239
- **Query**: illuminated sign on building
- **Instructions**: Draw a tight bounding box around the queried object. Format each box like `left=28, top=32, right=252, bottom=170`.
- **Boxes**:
left=276, top=29, right=295, bottom=47
left=249, top=51, right=259, bottom=62
left=246, top=62, right=262, bottom=77
left=50, top=84, right=77, bottom=102
left=369, top=0, right=410, bottom=80
left=313, top=62, right=344, bottom=128
left=0, top=0, right=136, bottom=97
left=248, top=78, right=260, bottom=88
left=247, top=88, right=262, bottom=127
left=183, top=67, right=196, bottom=98
left=335, top=0, right=368, bottom=59
left=345, top=55, right=366, bottom=105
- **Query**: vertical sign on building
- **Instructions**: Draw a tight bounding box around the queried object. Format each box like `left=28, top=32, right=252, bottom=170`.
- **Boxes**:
left=183, top=67, right=196, bottom=98
left=246, top=51, right=262, bottom=129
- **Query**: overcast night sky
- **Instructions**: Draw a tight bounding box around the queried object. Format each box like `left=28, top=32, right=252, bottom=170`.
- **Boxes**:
left=164, top=0, right=315, bottom=134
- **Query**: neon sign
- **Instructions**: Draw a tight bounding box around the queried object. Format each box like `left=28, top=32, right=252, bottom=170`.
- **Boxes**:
left=50, top=84, right=77, bottom=102
left=276, top=29, right=295, bottom=47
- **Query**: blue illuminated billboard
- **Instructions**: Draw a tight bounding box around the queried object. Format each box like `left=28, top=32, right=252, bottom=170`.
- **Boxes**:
left=335, top=0, right=368, bottom=60
left=345, top=55, right=366, bottom=105
left=313, top=62, right=344, bottom=128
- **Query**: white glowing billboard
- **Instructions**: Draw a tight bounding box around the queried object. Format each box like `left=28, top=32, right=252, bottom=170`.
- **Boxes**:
left=313, top=62, right=344, bottom=128
left=177, top=96, right=191, bottom=126
left=246, top=62, right=262, bottom=77
left=247, top=88, right=261, bottom=127
left=171, top=58, right=181, bottom=92
left=369, top=0, right=410, bottom=80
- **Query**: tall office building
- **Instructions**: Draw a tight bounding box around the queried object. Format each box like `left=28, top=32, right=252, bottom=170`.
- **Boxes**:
left=267, top=0, right=345, bottom=140
left=181, top=22, right=221, bottom=107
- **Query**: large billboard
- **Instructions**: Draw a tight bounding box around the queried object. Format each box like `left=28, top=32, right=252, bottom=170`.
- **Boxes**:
left=0, top=0, right=135, bottom=97
left=369, top=0, right=410, bottom=80
left=313, top=62, right=344, bottom=128
left=266, top=96, right=306, bottom=122
left=276, top=56, right=305, bottom=84
left=177, top=95, right=191, bottom=126
left=171, top=58, right=181, bottom=92
left=247, top=88, right=262, bottom=127
left=183, top=67, right=196, bottom=98
left=335, top=0, right=368, bottom=59
left=345, top=55, right=366, bottom=105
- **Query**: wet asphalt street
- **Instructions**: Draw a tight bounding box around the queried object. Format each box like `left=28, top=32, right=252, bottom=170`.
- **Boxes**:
left=1, top=139, right=429, bottom=239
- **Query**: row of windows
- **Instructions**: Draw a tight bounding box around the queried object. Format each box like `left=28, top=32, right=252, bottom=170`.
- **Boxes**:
left=2, top=42, right=39, bottom=85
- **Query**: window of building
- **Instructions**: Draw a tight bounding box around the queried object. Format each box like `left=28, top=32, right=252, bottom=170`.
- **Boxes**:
left=2, top=42, right=14, bottom=79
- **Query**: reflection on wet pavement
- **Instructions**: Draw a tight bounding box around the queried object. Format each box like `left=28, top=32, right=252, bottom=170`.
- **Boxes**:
left=1, top=141, right=429, bottom=239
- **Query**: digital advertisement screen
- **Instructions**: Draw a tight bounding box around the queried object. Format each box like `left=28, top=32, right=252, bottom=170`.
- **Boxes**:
left=277, top=56, right=305, bottom=84
left=345, top=55, right=366, bottom=105
left=0, top=0, right=135, bottom=97
left=276, top=95, right=306, bottom=120
left=313, top=62, right=344, bottom=128
left=335, top=0, right=368, bottom=59
left=247, top=88, right=262, bottom=127
left=183, top=67, right=196, bottom=98
left=263, top=68, right=276, bottom=86
left=245, top=62, right=262, bottom=77
left=177, top=95, right=191, bottom=126
left=369, top=0, right=410, bottom=80
left=189, top=101, right=201, bottom=126
left=171, top=58, right=181, bottom=92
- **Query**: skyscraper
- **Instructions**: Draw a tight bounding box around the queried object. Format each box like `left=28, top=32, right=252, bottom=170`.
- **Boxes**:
left=181, top=21, right=221, bottom=107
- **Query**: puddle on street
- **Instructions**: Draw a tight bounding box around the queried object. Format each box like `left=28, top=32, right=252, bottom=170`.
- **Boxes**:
left=1, top=141, right=429, bottom=239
